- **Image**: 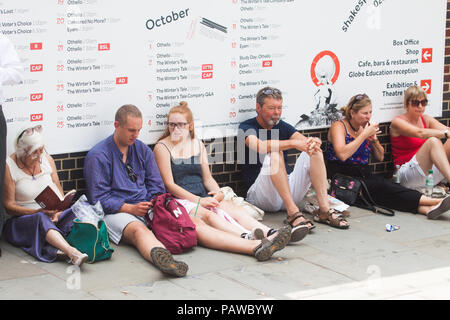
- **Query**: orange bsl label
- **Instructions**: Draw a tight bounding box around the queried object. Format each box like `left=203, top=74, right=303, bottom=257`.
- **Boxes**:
left=98, top=43, right=110, bottom=51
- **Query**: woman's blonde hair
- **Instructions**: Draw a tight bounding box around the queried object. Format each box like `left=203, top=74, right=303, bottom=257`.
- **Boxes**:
left=340, top=94, right=372, bottom=120
left=404, top=85, right=427, bottom=109
left=158, top=101, right=195, bottom=141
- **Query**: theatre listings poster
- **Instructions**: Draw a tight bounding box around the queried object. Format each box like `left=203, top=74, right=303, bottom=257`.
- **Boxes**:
left=1, top=0, right=446, bottom=154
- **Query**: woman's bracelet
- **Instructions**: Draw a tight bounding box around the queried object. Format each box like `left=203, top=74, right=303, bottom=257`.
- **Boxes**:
left=194, top=197, right=201, bottom=217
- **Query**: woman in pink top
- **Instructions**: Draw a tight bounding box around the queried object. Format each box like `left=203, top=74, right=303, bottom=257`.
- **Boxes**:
left=390, top=85, right=450, bottom=197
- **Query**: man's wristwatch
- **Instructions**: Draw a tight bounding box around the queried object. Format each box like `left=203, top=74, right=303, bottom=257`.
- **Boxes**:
left=444, top=130, right=449, bottom=139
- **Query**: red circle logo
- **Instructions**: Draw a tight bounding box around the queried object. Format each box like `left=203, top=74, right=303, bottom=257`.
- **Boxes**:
left=310, top=51, right=340, bottom=86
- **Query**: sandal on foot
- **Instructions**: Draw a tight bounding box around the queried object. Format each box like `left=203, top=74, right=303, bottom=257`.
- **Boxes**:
left=150, top=247, right=188, bottom=277
left=427, top=195, right=450, bottom=220
left=69, top=252, right=89, bottom=267
left=253, top=225, right=292, bottom=261
left=284, top=212, right=315, bottom=232
left=313, top=209, right=349, bottom=229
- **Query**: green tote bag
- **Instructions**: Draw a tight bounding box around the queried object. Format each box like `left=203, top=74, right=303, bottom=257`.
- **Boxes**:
left=66, top=218, right=114, bottom=263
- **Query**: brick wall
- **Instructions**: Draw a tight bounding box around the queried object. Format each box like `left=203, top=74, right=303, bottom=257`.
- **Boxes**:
left=54, top=1, right=450, bottom=198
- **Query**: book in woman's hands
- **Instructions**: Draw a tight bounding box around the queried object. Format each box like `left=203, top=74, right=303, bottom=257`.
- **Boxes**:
left=35, top=186, right=76, bottom=211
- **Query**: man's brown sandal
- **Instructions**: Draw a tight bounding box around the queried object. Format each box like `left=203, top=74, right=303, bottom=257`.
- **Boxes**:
left=312, top=209, right=349, bottom=229
left=284, top=212, right=315, bottom=232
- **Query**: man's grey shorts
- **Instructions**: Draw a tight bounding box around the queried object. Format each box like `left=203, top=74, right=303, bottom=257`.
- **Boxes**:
left=104, top=212, right=150, bottom=245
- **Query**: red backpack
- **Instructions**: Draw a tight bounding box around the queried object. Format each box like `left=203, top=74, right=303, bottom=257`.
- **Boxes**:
left=145, top=193, right=197, bottom=254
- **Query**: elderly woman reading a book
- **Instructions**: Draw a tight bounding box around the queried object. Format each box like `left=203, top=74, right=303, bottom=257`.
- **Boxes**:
left=2, top=125, right=88, bottom=265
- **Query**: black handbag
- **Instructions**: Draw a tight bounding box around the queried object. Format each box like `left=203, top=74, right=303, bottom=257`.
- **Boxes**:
left=330, top=173, right=395, bottom=216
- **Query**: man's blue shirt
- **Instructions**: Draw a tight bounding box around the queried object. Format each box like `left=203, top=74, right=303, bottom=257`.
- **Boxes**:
left=84, top=135, right=165, bottom=214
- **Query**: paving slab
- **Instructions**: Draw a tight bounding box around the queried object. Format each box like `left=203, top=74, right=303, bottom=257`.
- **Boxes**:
left=0, top=274, right=95, bottom=300
left=0, top=206, right=449, bottom=300
left=0, top=246, right=47, bottom=281
left=285, top=266, right=450, bottom=300
left=89, top=279, right=205, bottom=300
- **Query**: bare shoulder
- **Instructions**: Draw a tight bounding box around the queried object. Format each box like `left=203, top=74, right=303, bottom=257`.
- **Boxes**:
left=154, top=138, right=170, bottom=152
left=390, top=114, right=406, bottom=126
left=329, top=120, right=346, bottom=133
left=329, top=120, right=346, bottom=140
left=46, top=153, right=55, bottom=164
left=422, top=114, right=436, bottom=123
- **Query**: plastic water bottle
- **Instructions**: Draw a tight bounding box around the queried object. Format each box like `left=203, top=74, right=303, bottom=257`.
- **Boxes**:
left=392, top=165, right=400, bottom=183
left=425, top=169, right=434, bottom=197
left=385, top=224, right=400, bottom=232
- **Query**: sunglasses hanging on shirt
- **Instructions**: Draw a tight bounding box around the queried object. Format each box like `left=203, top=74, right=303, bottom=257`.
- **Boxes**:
left=125, top=163, right=137, bottom=183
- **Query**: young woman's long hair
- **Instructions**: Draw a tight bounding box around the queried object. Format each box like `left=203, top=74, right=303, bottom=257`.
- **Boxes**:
left=158, top=101, right=195, bottom=141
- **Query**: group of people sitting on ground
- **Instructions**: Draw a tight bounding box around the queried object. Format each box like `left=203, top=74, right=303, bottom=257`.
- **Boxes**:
left=2, top=85, right=449, bottom=278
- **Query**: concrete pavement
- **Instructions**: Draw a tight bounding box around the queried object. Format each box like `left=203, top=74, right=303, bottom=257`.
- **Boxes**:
left=0, top=206, right=449, bottom=300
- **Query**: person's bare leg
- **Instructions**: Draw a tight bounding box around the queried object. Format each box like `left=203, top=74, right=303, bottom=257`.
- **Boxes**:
left=268, top=151, right=313, bottom=228
left=45, top=229, right=84, bottom=260
left=309, top=150, right=329, bottom=212
left=122, top=221, right=188, bottom=277
left=193, top=206, right=245, bottom=236
left=309, top=150, right=348, bottom=227
left=419, top=195, right=441, bottom=207
left=192, top=217, right=290, bottom=258
left=418, top=195, right=450, bottom=218
left=268, top=151, right=298, bottom=215
left=193, top=218, right=256, bottom=254
left=218, top=200, right=271, bottom=235
left=416, top=137, right=450, bottom=182
left=444, top=138, right=450, bottom=161
left=121, top=221, right=165, bottom=263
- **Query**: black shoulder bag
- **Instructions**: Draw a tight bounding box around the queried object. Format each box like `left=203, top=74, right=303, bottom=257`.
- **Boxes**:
left=329, top=173, right=395, bottom=216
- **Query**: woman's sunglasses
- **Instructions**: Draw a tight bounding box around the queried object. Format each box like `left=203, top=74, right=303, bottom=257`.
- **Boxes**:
left=410, top=99, right=428, bottom=107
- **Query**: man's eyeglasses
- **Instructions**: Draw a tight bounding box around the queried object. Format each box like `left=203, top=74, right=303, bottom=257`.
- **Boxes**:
left=125, top=163, right=137, bottom=183
left=410, top=99, right=428, bottom=107
left=17, top=125, right=42, bottom=142
left=168, top=122, right=189, bottom=129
